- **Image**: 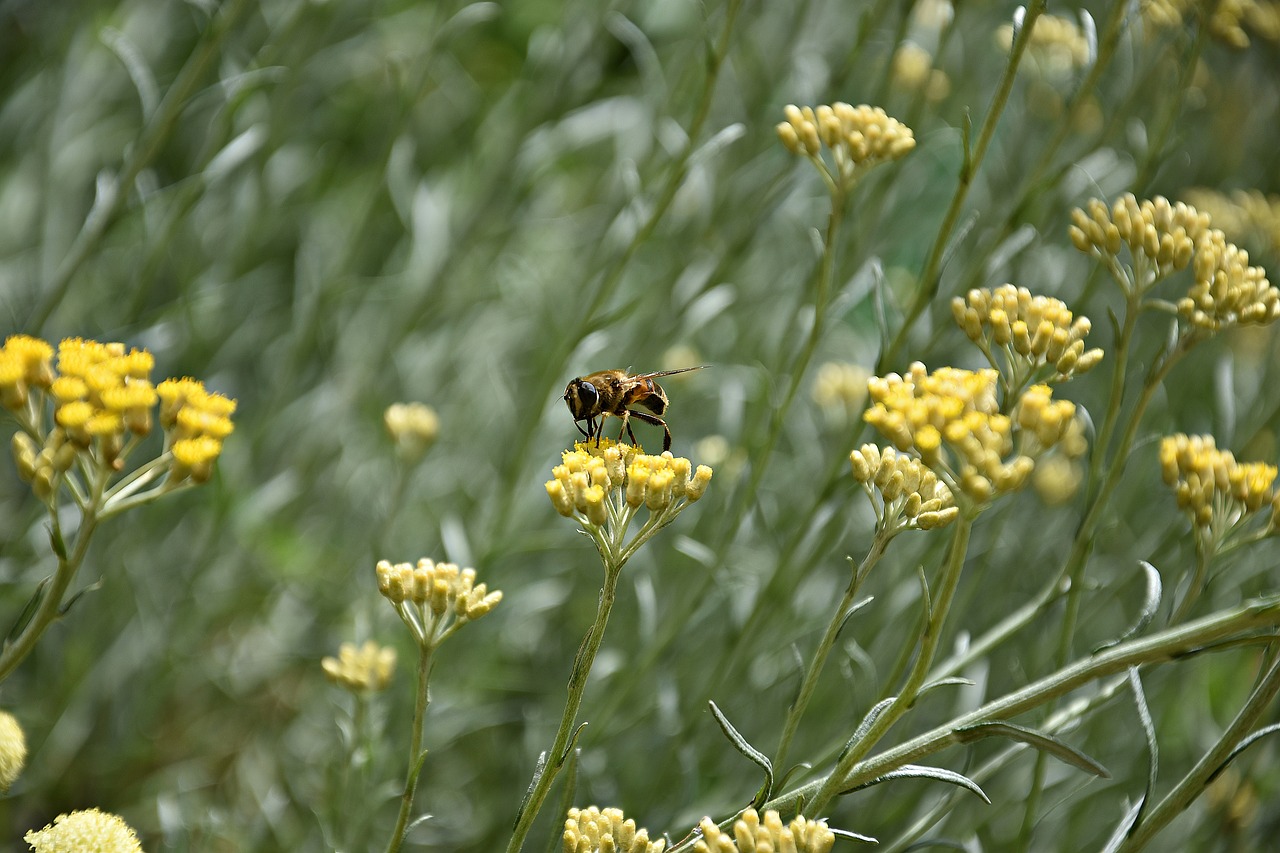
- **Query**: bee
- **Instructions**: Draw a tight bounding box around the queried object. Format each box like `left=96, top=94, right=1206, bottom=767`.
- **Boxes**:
left=563, top=366, right=705, bottom=452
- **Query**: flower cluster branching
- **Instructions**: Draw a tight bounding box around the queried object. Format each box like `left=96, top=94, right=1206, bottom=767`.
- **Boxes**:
left=546, top=440, right=711, bottom=567
left=849, top=444, right=958, bottom=534
left=952, top=284, right=1103, bottom=394
left=322, top=640, right=397, bottom=694
left=1159, top=434, right=1278, bottom=554
left=864, top=362, right=1083, bottom=507
left=1069, top=194, right=1210, bottom=296
left=776, top=103, right=915, bottom=195
left=376, top=558, right=502, bottom=650
left=1180, top=229, right=1279, bottom=330
left=563, top=806, right=666, bottom=853
left=692, top=809, right=834, bottom=853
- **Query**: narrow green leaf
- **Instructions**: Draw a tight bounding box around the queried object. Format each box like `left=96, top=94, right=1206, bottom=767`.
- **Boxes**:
left=840, top=763, right=990, bottom=803
left=709, top=701, right=774, bottom=803
left=954, top=721, right=1110, bottom=778
left=1094, top=561, right=1162, bottom=653
left=1127, top=667, right=1159, bottom=830
left=1102, top=798, right=1145, bottom=853
left=831, top=826, right=878, bottom=844
left=514, top=751, right=549, bottom=828
left=841, top=697, right=896, bottom=759
left=920, top=676, right=975, bottom=695
left=1209, top=721, right=1280, bottom=785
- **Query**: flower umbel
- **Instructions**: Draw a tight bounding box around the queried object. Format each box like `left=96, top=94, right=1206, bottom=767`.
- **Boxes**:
left=24, top=809, right=143, bottom=853
left=693, top=809, right=835, bottom=853
left=850, top=444, right=958, bottom=533
left=1069, top=194, right=1210, bottom=295
left=0, top=710, right=25, bottom=792
left=952, top=284, right=1103, bottom=390
left=1160, top=434, right=1278, bottom=548
left=376, top=558, right=501, bottom=649
left=776, top=103, right=915, bottom=194
left=546, top=439, right=712, bottom=568
left=322, top=640, right=396, bottom=693
left=563, top=806, right=665, bottom=853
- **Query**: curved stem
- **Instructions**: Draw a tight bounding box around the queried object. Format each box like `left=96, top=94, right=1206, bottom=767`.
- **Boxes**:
left=773, top=533, right=888, bottom=771
left=506, top=563, right=623, bottom=853
left=385, top=641, right=436, bottom=853
left=805, top=514, right=974, bottom=816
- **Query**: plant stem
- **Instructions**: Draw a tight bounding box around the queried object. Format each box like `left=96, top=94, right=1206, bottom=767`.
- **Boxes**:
left=385, top=641, right=436, bottom=853
left=773, top=533, right=887, bottom=771
left=877, top=0, right=1045, bottom=374
left=760, top=594, right=1280, bottom=817
left=507, top=563, right=623, bottom=853
left=0, top=509, right=98, bottom=684
left=804, top=514, right=974, bottom=816
left=1117, top=650, right=1280, bottom=851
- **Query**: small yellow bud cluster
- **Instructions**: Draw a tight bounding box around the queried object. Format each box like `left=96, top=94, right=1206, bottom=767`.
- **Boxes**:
left=322, top=640, right=396, bottom=693
left=1159, top=434, right=1278, bottom=541
left=952, top=285, right=1104, bottom=383
left=0, top=710, right=25, bottom=793
left=693, top=809, right=835, bottom=853
left=546, top=440, right=712, bottom=529
left=384, top=401, right=439, bottom=463
left=811, top=362, right=869, bottom=419
left=849, top=444, right=959, bottom=531
left=1069, top=194, right=1211, bottom=288
left=563, top=806, right=665, bottom=853
left=24, top=809, right=143, bottom=853
left=376, top=558, right=502, bottom=648
left=996, top=14, right=1090, bottom=77
left=865, top=362, right=1083, bottom=504
left=890, top=43, right=950, bottom=101
left=1179, top=230, right=1278, bottom=331
left=1182, top=188, right=1280, bottom=257
left=776, top=103, right=915, bottom=192
left=3, top=335, right=234, bottom=503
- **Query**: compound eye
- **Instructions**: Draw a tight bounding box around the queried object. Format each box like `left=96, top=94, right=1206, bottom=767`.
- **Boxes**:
left=565, top=380, right=598, bottom=418
left=576, top=381, right=599, bottom=409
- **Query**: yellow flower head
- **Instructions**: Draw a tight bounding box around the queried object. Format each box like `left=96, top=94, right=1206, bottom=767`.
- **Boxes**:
left=384, top=402, right=440, bottom=462
left=322, top=640, right=396, bottom=693
left=24, top=809, right=143, bottom=853
left=1179, top=230, right=1278, bottom=332
left=563, top=806, right=665, bottom=853
left=952, top=285, right=1103, bottom=383
left=850, top=444, right=958, bottom=532
left=1160, top=434, right=1277, bottom=536
left=1183, top=188, right=1280, bottom=258
left=693, top=809, right=834, bottom=853
left=0, top=710, right=25, bottom=792
left=1070, top=194, right=1211, bottom=289
left=777, top=103, right=915, bottom=193
left=375, top=558, right=502, bottom=647
left=0, top=335, right=55, bottom=410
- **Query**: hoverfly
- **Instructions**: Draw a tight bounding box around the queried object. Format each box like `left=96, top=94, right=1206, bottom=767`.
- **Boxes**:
left=563, top=366, right=705, bottom=452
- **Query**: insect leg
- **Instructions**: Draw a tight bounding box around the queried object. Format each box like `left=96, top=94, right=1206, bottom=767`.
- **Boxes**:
left=627, top=410, right=672, bottom=452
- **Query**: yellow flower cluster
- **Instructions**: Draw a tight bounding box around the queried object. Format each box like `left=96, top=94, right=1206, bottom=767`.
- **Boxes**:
left=1069, top=194, right=1211, bottom=286
left=952, top=285, right=1103, bottom=382
left=1179, top=230, right=1278, bottom=331
left=1159, top=434, right=1278, bottom=530
left=1183, top=188, right=1280, bottom=257
left=546, top=441, right=712, bottom=527
left=376, top=558, right=502, bottom=648
left=693, top=809, right=834, bottom=853
left=3, top=336, right=234, bottom=498
left=24, top=809, right=143, bottom=853
left=996, top=14, right=1090, bottom=77
left=1143, top=0, right=1280, bottom=49
left=849, top=444, right=958, bottom=531
left=811, top=361, right=869, bottom=417
left=865, top=363, right=1078, bottom=503
left=776, top=103, right=915, bottom=191
left=563, top=806, right=665, bottom=853
left=890, top=43, right=950, bottom=101
left=322, top=640, right=396, bottom=693
left=0, top=710, right=25, bottom=793
left=385, top=401, right=439, bottom=463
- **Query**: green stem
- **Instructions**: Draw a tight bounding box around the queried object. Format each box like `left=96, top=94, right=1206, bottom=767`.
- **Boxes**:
left=762, top=594, right=1280, bottom=817
left=0, top=509, right=98, bottom=684
left=507, top=563, right=623, bottom=853
left=1117, top=650, right=1280, bottom=851
left=805, top=513, right=974, bottom=816
left=877, top=0, right=1046, bottom=374
left=773, top=533, right=888, bottom=771
left=385, top=641, right=436, bottom=853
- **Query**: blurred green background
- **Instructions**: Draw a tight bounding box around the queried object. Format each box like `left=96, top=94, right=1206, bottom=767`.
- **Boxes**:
left=2, top=0, right=1280, bottom=849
